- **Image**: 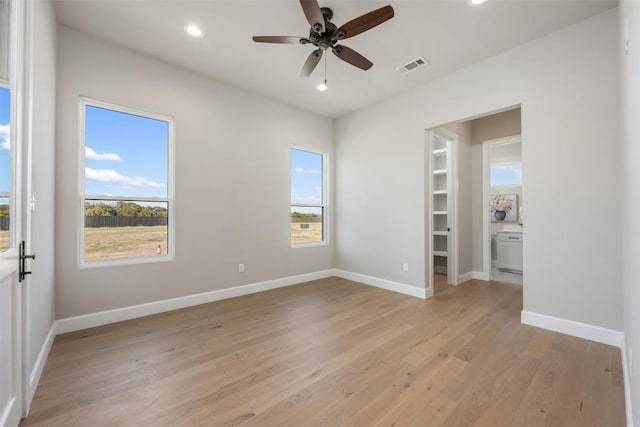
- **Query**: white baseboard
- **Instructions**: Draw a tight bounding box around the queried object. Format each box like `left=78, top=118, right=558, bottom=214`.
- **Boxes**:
left=56, top=269, right=428, bottom=335
left=621, top=334, right=635, bottom=427
left=458, top=272, right=473, bottom=284
left=56, top=270, right=335, bottom=334
left=334, top=269, right=427, bottom=299
left=521, top=310, right=623, bottom=347
left=472, top=271, right=490, bottom=281
left=25, top=322, right=56, bottom=415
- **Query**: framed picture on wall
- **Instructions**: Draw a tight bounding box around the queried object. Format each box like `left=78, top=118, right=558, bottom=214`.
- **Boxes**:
left=491, top=194, right=518, bottom=222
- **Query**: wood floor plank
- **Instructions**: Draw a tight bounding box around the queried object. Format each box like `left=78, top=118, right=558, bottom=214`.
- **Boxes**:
left=21, top=277, right=625, bottom=427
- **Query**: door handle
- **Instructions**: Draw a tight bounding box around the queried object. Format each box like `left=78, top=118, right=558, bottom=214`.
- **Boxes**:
left=19, top=240, right=36, bottom=282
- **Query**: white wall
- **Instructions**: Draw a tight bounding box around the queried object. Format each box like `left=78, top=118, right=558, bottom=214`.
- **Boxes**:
left=620, top=0, right=639, bottom=424
left=55, top=26, right=334, bottom=319
left=0, top=0, right=8, bottom=81
left=335, top=10, right=621, bottom=330
left=25, top=0, right=56, bottom=403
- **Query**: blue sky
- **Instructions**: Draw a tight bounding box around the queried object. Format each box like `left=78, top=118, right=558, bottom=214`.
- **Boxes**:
left=291, top=149, right=323, bottom=213
left=490, top=162, right=522, bottom=186
left=85, top=105, right=168, bottom=199
left=0, top=87, right=9, bottom=195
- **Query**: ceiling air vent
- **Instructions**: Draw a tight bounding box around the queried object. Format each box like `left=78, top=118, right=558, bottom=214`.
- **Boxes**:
left=397, top=57, right=429, bottom=74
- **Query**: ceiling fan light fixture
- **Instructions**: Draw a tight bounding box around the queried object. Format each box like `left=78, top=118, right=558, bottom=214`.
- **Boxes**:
left=185, top=24, right=203, bottom=38
left=469, top=0, right=488, bottom=5
left=316, top=81, right=328, bottom=91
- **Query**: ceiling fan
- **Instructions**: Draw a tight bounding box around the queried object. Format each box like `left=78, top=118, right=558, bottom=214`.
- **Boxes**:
left=252, top=0, right=394, bottom=78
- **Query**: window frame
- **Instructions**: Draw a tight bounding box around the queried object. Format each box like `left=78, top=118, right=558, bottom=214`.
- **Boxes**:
left=78, top=97, right=175, bottom=267
left=290, top=146, right=328, bottom=248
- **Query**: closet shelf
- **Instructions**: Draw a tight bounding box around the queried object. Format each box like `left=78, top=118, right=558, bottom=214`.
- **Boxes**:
left=433, top=148, right=447, bottom=156
left=433, top=211, right=448, bottom=215
left=433, top=251, right=448, bottom=257
left=433, top=190, right=448, bottom=195
left=433, top=169, right=447, bottom=175
left=433, top=231, right=448, bottom=236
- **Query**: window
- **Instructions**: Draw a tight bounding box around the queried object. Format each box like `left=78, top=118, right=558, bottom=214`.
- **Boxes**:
left=290, top=148, right=325, bottom=245
left=0, top=85, right=9, bottom=251
left=81, top=99, right=174, bottom=264
left=490, top=161, right=522, bottom=187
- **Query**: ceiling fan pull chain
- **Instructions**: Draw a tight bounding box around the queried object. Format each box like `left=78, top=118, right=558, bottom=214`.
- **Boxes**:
left=324, top=51, right=328, bottom=85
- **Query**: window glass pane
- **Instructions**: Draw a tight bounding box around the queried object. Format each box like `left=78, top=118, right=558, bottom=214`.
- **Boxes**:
left=85, top=105, right=168, bottom=199
left=290, top=149, right=322, bottom=205
left=490, top=162, right=522, bottom=186
left=0, top=197, right=7, bottom=251
left=84, top=199, right=168, bottom=261
left=0, top=86, right=9, bottom=251
left=290, top=206, right=323, bottom=244
left=83, top=102, right=172, bottom=263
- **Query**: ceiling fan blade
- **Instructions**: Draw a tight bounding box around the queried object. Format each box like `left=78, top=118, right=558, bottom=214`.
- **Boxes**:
left=300, top=49, right=323, bottom=77
left=252, top=36, right=306, bottom=44
left=300, top=0, right=325, bottom=34
left=333, top=5, right=394, bottom=40
left=332, top=45, right=373, bottom=71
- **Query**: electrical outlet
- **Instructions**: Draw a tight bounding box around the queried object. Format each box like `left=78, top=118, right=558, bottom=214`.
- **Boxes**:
left=630, top=347, right=633, bottom=377
left=238, top=264, right=245, bottom=273
left=403, top=263, right=409, bottom=272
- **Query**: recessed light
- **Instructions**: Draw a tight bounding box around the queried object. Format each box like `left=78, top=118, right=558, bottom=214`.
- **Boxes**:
left=469, top=0, right=487, bottom=5
left=185, top=24, right=203, bottom=38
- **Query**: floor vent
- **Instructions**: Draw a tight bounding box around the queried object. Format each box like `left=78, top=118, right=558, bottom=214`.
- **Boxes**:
left=397, top=57, right=429, bottom=74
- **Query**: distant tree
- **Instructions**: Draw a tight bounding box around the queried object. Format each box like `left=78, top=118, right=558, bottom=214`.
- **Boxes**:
left=117, top=201, right=142, bottom=216
left=291, top=211, right=320, bottom=219
left=85, top=202, right=116, bottom=216
left=85, top=201, right=167, bottom=217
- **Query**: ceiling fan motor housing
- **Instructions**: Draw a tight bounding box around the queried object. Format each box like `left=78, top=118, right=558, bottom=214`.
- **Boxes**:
left=320, top=7, right=333, bottom=22
left=308, top=9, right=339, bottom=49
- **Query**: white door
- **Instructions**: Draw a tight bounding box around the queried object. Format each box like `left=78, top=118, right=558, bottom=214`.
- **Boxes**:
left=0, top=1, right=25, bottom=426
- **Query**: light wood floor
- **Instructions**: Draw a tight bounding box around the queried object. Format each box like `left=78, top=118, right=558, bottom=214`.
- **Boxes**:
left=22, top=277, right=625, bottom=427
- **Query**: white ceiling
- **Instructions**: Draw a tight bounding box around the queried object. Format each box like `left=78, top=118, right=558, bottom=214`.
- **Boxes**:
left=53, top=0, right=617, bottom=118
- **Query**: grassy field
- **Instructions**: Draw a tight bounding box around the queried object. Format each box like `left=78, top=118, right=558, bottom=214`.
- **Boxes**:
left=290, top=222, right=322, bottom=244
left=80, top=222, right=323, bottom=261
left=85, top=226, right=167, bottom=261
left=0, top=230, right=7, bottom=252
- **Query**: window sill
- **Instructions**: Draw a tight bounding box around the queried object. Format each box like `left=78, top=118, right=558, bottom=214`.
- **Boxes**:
left=291, top=241, right=327, bottom=249
left=79, top=254, right=175, bottom=269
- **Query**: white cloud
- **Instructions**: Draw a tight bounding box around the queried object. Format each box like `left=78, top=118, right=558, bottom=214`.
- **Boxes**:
left=85, top=167, right=165, bottom=188
left=493, top=164, right=522, bottom=179
left=294, top=167, right=321, bottom=175
left=86, top=147, right=122, bottom=161
left=291, top=195, right=321, bottom=204
left=314, top=186, right=322, bottom=193
left=0, top=124, right=9, bottom=151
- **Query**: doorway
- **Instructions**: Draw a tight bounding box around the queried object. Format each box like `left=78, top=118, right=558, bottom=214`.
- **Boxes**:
left=427, top=128, right=458, bottom=294
left=426, top=107, right=522, bottom=295
left=483, top=135, right=523, bottom=285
